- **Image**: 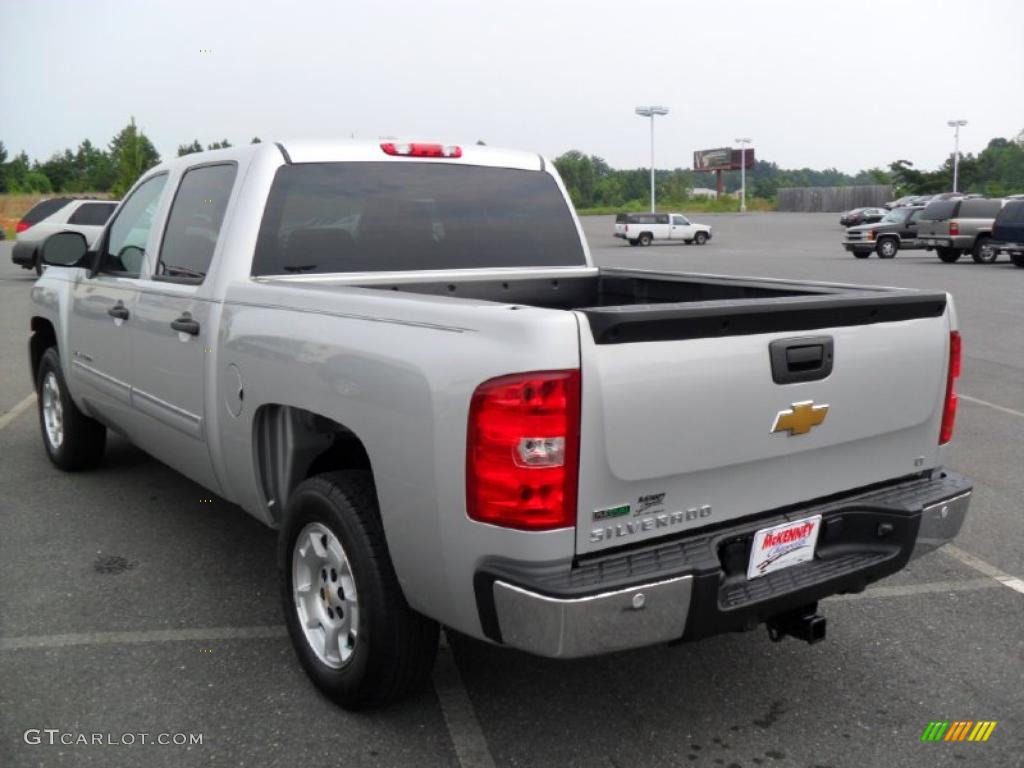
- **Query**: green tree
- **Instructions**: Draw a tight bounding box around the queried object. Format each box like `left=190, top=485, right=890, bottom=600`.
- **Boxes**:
left=109, top=118, right=161, bottom=197
left=177, top=140, right=203, bottom=157
left=0, top=141, right=8, bottom=192
left=251, top=136, right=262, bottom=144
left=207, top=139, right=232, bottom=150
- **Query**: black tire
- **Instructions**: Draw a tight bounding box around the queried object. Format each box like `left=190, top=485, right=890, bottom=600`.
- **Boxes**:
left=34, top=250, right=43, bottom=276
left=1010, top=252, right=1024, bottom=268
left=936, top=247, right=961, bottom=263
left=279, top=471, right=439, bottom=709
left=36, top=347, right=106, bottom=470
left=638, top=232, right=653, bottom=247
left=627, top=238, right=639, bottom=247
left=876, top=238, right=898, bottom=259
left=971, top=236, right=997, bottom=264
left=852, top=250, right=870, bottom=259
left=694, top=231, right=708, bottom=245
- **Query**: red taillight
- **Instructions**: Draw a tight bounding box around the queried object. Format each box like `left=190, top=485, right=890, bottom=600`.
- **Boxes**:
left=466, top=370, right=580, bottom=530
left=940, top=331, right=961, bottom=445
left=624, top=224, right=629, bottom=232
left=949, top=221, right=960, bottom=236
left=16, top=220, right=31, bottom=233
left=381, top=142, right=462, bottom=158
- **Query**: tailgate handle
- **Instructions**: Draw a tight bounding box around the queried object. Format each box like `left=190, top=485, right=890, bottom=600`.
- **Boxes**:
left=770, top=336, right=834, bottom=384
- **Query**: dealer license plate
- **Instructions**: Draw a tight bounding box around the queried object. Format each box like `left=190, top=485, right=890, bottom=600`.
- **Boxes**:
left=747, top=515, right=822, bottom=580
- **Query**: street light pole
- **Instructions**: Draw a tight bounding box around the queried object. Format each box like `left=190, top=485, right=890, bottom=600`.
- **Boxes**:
left=947, top=119, right=967, bottom=193
left=735, top=137, right=752, bottom=212
left=635, top=106, right=669, bottom=212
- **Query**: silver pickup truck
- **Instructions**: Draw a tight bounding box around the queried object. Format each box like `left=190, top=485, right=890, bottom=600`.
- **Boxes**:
left=28, top=140, right=971, bottom=709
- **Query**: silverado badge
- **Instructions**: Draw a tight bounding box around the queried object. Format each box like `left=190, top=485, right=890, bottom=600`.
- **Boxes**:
left=771, top=401, right=829, bottom=436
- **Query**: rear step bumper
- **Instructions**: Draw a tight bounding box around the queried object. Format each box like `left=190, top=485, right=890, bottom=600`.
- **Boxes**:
left=476, top=471, right=971, bottom=658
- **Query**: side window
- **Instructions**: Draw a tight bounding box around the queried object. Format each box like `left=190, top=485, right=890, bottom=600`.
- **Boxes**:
left=909, top=210, right=923, bottom=223
left=673, top=215, right=690, bottom=225
left=99, top=174, right=168, bottom=277
left=156, top=163, right=238, bottom=282
left=656, top=214, right=670, bottom=224
left=68, top=202, right=117, bottom=226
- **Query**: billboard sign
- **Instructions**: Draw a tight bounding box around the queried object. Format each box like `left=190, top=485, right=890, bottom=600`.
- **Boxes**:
left=693, top=147, right=755, bottom=171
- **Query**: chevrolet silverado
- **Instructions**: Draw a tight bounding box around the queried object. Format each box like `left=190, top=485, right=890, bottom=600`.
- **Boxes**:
left=27, top=139, right=971, bottom=709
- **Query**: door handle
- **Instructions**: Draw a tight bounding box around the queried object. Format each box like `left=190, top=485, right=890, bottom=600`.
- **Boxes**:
left=107, top=302, right=130, bottom=321
left=170, top=313, right=200, bottom=336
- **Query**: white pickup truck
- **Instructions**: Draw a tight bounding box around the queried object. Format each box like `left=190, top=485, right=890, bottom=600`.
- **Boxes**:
left=28, top=140, right=971, bottom=709
left=614, top=212, right=712, bottom=246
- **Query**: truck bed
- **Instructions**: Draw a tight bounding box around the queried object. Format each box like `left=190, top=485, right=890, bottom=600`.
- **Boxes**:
left=363, top=267, right=948, bottom=343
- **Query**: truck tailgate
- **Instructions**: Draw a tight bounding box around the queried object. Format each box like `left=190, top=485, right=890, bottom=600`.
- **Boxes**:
left=573, top=295, right=952, bottom=555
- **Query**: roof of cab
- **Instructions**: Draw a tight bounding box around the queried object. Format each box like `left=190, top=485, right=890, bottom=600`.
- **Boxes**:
left=276, top=139, right=546, bottom=171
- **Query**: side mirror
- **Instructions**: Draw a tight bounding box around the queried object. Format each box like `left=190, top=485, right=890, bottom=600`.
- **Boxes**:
left=41, top=231, right=90, bottom=268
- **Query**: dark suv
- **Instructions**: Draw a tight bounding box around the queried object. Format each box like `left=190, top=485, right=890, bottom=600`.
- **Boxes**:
left=916, top=197, right=1005, bottom=263
left=843, top=206, right=925, bottom=258
left=991, top=200, right=1024, bottom=268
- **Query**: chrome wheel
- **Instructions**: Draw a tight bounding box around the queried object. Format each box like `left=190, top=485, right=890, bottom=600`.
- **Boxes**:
left=41, top=372, right=64, bottom=450
left=292, top=522, right=359, bottom=668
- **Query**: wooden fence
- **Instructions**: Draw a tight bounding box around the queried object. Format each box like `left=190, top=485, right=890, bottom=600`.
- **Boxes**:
left=777, top=185, right=894, bottom=212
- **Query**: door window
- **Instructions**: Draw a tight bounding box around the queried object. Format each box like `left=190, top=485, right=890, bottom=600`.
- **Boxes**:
left=157, top=163, right=238, bottom=282
left=672, top=215, right=689, bottom=226
left=99, top=174, right=168, bottom=277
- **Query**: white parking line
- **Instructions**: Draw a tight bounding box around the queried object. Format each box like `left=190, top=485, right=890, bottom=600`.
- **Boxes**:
left=827, top=577, right=1000, bottom=601
left=0, top=392, right=35, bottom=431
left=0, top=624, right=288, bottom=651
left=944, top=545, right=1024, bottom=596
left=960, top=393, right=1024, bottom=420
left=433, top=632, right=497, bottom=768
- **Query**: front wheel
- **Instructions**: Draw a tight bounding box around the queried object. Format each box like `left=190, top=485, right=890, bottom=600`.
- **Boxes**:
left=971, top=237, right=997, bottom=263
left=876, top=238, right=898, bottom=259
left=1011, top=252, right=1024, bottom=268
left=36, top=347, right=106, bottom=470
left=694, top=231, right=708, bottom=245
left=34, top=250, right=44, bottom=276
left=280, top=471, right=439, bottom=709
left=852, top=250, right=870, bottom=259
left=936, top=247, right=961, bottom=263
left=638, top=233, right=653, bottom=246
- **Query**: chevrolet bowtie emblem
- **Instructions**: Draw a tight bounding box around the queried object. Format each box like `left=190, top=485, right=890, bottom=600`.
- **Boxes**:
left=771, top=401, right=829, bottom=436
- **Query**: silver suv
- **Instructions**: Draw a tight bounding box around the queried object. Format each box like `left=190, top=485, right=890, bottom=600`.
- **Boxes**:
left=11, top=197, right=118, bottom=274
left=916, top=197, right=1006, bottom=264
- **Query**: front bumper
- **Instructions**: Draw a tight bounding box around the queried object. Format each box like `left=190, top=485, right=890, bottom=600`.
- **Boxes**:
left=477, top=471, right=971, bottom=658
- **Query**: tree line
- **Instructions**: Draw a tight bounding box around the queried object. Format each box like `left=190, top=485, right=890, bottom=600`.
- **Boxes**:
left=4, top=119, right=1022, bottom=208
left=554, top=129, right=1024, bottom=210
left=0, top=118, right=261, bottom=198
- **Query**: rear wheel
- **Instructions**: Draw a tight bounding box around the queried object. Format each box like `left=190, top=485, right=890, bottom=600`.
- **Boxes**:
left=280, top=471, right=439, bottom=709
left=627, top=238, right=639, bottom=246
left=36, top=347, right=106, bottom=470
left=876, top=238, right=898, bottom=259
left=971, top=236, right=997, bottom=263
left=694, top=231, right=708, bottom=245
left=639, top=233, right=653, bottom=247
left=936, top=247, right=961, bottom=263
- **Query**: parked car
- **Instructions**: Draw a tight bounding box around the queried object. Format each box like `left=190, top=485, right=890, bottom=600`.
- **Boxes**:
left=843, top=206, right=926, bottom=259
left=614, top=212, right=711, bottom=246
left=884, top=195, right=918, bottom=210
left=11, top=197, right=118, bottom=274
left=916, top=197, right=1005, bottom=263
left=839, top=207, right=886, bottom=227
left=28, top=140, right=970, bottom=709
left=990, top=199, right=1024, bottom=268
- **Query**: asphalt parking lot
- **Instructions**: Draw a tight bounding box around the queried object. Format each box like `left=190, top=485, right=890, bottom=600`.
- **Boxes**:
left=1, top=214, right=1021, bottom=768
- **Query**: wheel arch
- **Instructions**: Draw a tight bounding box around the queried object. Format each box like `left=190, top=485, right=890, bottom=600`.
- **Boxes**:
left=29, top=316, right=58, bottom=390
left=252, top=403, right=373, bottom=527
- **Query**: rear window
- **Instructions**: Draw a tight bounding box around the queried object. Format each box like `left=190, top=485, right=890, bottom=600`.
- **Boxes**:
left=615, top=214, right=627, bottom=223
left=995, top=201, right=1024, bottom=224
left=22, top=197, right=72, bottom=224
left=957, top=198, right=1003, bottom=218
left=252, top=162, right=586, bottom=275
left=920, top=200, right=958, bottom=221
left=68, top=202, right=117, bottom=226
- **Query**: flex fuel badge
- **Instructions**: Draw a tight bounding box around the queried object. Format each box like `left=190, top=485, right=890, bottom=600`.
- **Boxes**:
left=593, top=504, right=630, bottom=522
